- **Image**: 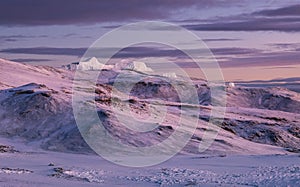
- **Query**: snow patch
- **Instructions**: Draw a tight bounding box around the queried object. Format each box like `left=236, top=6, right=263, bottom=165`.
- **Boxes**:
left=228, top=82, right=235, bottom=87
left=162, top=72, right=177, bottom=78
left=0, top=168, right=33, bottom=174
left=50, top=167, right=106, bottom=183
left=121, top=165, right=300, bottom=186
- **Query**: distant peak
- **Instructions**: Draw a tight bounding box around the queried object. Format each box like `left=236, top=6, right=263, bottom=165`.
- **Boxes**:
left=84, top=57, right=99, bottom=63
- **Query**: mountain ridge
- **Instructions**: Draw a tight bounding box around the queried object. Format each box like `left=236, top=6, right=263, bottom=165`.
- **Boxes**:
left=0, top=58, right=299, bottom=155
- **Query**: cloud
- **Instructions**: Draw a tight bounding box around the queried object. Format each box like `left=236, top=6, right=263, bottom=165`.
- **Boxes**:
left=255, top=4, right=300, bottom=16
left=266, top=43, right=300, bottom=49
left=1, top=46, right=298, bottom=68
left=106, top=47, right=261, bottom=58
left=9, top=58, right=52, bottom=62
left=0, top=35, right=48, bottom=39
left=0, top=46, right=260, bottom=58
left=203, top=38, right=241, bottom=42
left=0, top=35, right=48, bottom=42
left=219, top=51, right=300, bottom=67
left=1, top=1, right=298, bottom=33
left=0, top=0, right=230, bottom=26
left=211, top=47, right=261, bottom=56
left=0, top=46, right=184, bottom=58
left=175, top=50, right=300, bottom=68
left=181, top=4, right=300, bottom=32
left=4, top=38, right=18, bottom=42
left=184, top=17, right=300, bottom=32
left=62, top=33, right=78, bottom=38
left=0, top=47, right=86, bottom=56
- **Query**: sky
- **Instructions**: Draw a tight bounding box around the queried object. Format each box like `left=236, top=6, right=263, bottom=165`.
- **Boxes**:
left=0, top=0, right=299, bottom=81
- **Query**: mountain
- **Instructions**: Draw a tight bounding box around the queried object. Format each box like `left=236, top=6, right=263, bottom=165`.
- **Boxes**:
left=0, top=58, right=299, bottom=155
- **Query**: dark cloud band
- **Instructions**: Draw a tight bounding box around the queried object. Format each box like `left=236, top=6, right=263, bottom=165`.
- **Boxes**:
left=0, top=46, right=260, bottom=58
left=0, top=0, right=225, bottom=26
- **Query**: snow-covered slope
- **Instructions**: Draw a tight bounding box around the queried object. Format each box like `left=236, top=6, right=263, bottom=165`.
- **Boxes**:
left=0, top=58, right=72, bottom=91
left=0, top=58, right=299, bottom=156
left=0, top=83, right=92, bottom=153
left=227, top=86, right=300, bottom=113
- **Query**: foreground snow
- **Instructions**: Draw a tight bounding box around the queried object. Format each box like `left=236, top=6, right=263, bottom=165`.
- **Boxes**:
left=0, top=139, right=299, bottom=186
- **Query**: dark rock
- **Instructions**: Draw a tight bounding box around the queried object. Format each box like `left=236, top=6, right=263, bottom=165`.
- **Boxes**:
left=48, top=163, right=55, bottom=166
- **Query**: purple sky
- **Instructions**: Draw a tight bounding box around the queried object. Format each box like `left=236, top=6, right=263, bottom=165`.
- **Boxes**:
left=0, top=0, right=299, bottom=81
